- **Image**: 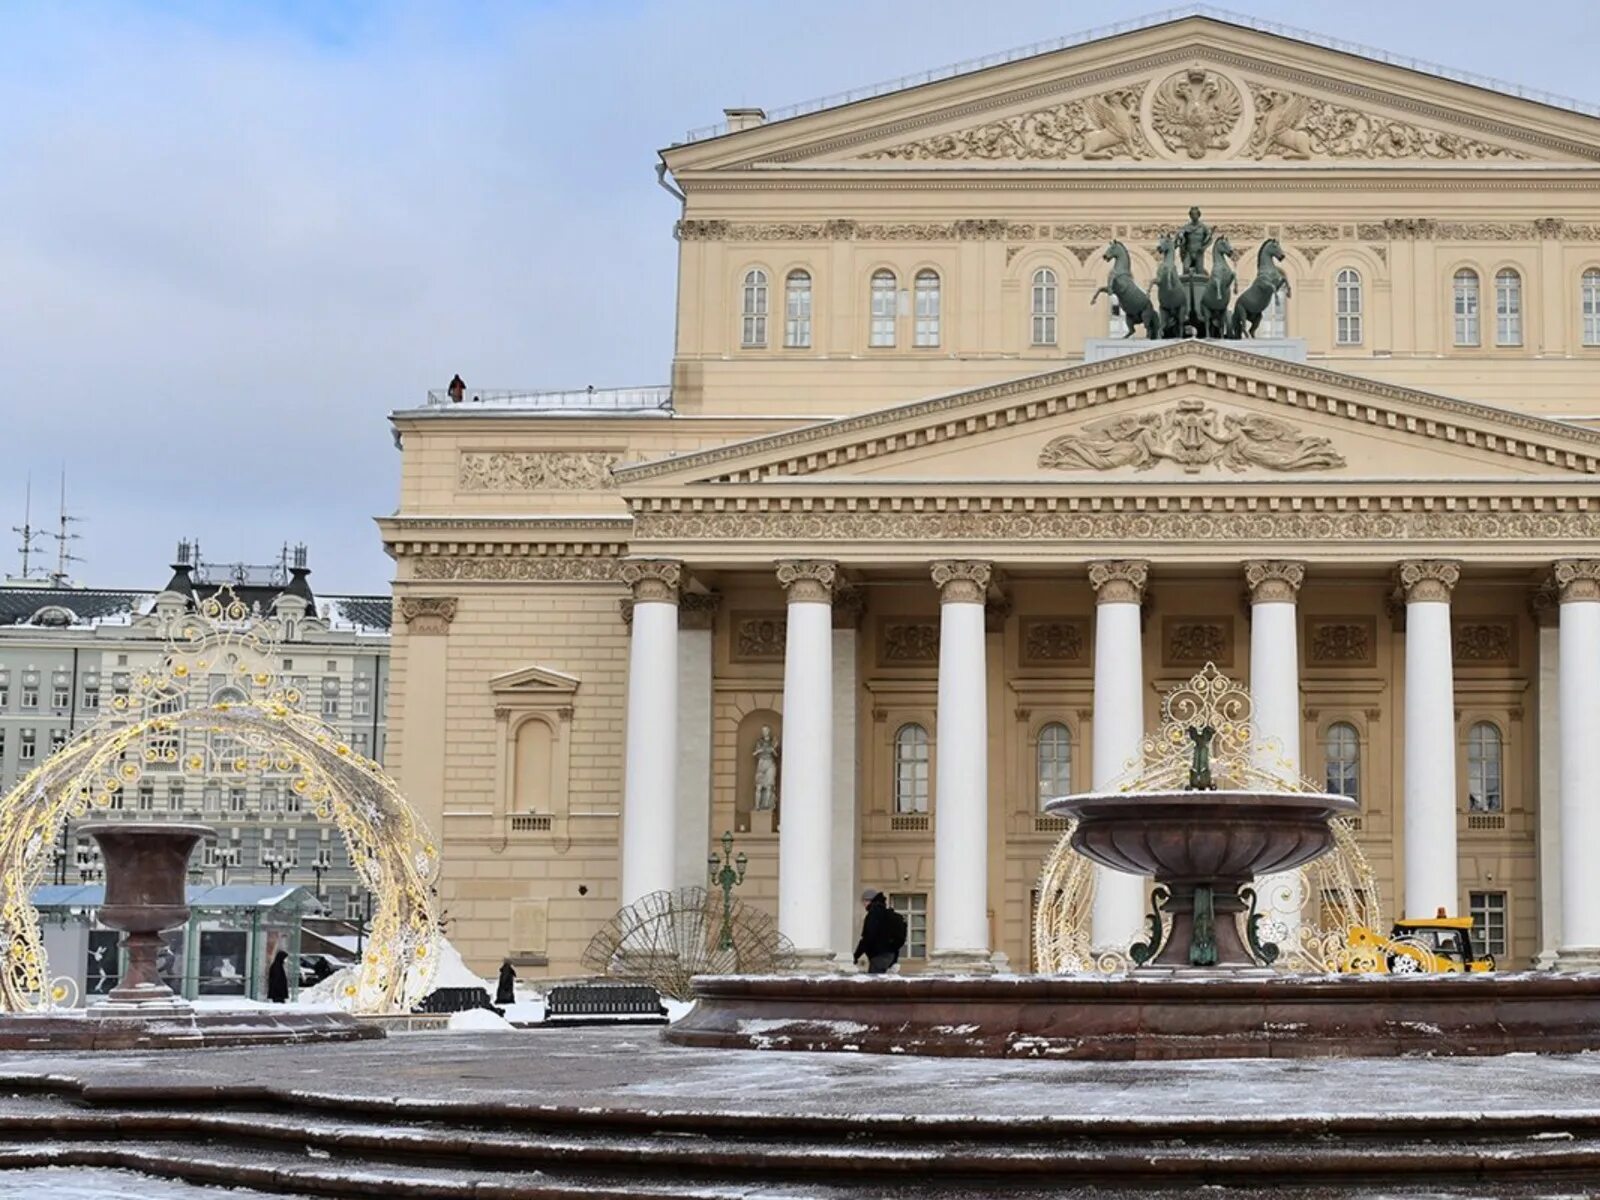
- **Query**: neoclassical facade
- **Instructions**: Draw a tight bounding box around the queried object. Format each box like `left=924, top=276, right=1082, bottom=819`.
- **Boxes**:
left=382, top=14, right=1600, bottom=976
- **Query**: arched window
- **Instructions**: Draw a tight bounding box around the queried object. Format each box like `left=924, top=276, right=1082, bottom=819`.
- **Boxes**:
left=1260, top=288, right=1288, bottom=338
left=1335, top=268, right=1362, bottom=345
left=1495, top=269, right=1522, bottom=346
left=869, top=270, right=897, bottom=347
left=1453, top=269, right=1480, bottom=346
left=740, top=269, right=768, bottom=348
left=1035, top=723, right=1072, bottom=810
left=913, top=270, right=941, bottom=347
left=1323, top=722, right=1360, bottom=806
left=1031, top=268, right=1058, bottom=346
left=1467, top=722, right=1503, bottom=812
left=1582, top=269, right=1600, bottom=346
left=784, top=270, right=812, bottom=349
left=893, top=723, right=930, bottom=814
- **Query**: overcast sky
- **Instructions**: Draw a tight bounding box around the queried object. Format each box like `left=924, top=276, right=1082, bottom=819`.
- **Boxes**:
left=5, top=1, right=1599, bottom=594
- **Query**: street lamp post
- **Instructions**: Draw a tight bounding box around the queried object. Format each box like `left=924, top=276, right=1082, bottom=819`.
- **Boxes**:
left=707, top=830, right=748, bottom=953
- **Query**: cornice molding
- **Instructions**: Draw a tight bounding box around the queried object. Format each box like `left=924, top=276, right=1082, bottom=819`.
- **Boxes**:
left=615, top=343, right=1600, bottom=488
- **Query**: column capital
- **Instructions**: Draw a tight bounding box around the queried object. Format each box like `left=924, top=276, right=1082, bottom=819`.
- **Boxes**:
left=398, top=596, right=457, bottom=635
left=1396, top=560, right=1460, bottom=604
left=776, top=559, right=837, bottom=603
left=931, top=560, right=991, bottom=605
left=1244, top=560, right=1305, bottom=604
left=1088, top=560, right=1148, bottom=605
left=831, top=583, right=866, bottom=630
left=1553, top=559, right=1600, bottom=603
left=678, top=591, right=722, bottom=631
left=619, top=558, right=682, bottom=604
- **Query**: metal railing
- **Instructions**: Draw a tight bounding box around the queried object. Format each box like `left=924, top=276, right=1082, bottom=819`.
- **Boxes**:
left=680, top=4, right=1600, bottom=143
left=423, top=385, right=672, bottom=413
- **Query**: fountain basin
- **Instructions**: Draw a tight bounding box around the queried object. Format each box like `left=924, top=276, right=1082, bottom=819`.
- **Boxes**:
left=1046, top=788, right=1357, bottom=969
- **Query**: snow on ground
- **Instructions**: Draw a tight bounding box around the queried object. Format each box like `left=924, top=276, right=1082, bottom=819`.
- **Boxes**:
left=2, top=1168, right=284, bottom=1198
left=446, top=1007, right=512, bottom=1032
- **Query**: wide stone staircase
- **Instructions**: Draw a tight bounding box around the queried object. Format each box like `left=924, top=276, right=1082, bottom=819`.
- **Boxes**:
left=3, top=1075, right=1600, bottom=1198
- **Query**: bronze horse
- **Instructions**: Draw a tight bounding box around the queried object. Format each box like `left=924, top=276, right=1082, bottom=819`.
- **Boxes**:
left=1228, top=237, right=1290, bottom=338
left=1150, top=233, right=1194, bottom=339
left=1090, top=239, right=1160, bottom=339
left=1197, top=235, right=1236, bottom=339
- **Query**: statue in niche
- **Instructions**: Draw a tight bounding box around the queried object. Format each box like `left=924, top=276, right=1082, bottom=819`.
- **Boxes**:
left=752, top=725, right=780, bottom=811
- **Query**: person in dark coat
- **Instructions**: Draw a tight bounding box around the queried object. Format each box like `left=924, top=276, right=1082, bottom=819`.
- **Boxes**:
left=266, top=950, right=290, bottom=1003
left=495, top=960, right=517, bottom=1006
left=853, top=889, right=905, bottom=974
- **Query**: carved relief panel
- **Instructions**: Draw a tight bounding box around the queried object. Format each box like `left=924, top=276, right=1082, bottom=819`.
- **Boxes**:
left=731, top=612, right=788, bottom=663
left=1162, top=617, right=1234, bottom=669
left=1306, top=617, right=1378, bottom=669
left=1018, top=618, right=1091, bottom=667
left=878, top=621, right=941, bottom=666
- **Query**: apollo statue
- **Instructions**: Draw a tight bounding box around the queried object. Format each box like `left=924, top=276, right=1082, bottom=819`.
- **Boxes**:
left=752, top=725, right=779, bottom=811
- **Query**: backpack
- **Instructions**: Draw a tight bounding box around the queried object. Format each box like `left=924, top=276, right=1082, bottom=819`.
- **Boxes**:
left=887, top=907, right=908, bottom=952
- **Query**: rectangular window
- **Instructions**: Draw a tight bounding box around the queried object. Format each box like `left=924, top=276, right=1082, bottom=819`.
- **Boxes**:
left=52, top=686, right=70, bottom=709
left=1469, top=890, right=1507, bottom=960
left=322, top=696, right=340, bottom=718
left=869, top=275, right=897, bottom=347
left=21, top=686, right=38, bottom=710
left=888, top=893, right=928, bottom=959
left=81, top=684, right=99, bottom=710
left=49, top=729, right=66, bottom=754
left=353, top=696, right=370, bottom=716
left=168, top=785, right=185, bottom=812
left=204, top=786, right=221, bottom=812
left=913, top=274, right=941, bottom=348
left=19, top=730, right=36, bottom=762
left=137, top=783, right=155, bottom=811
left=228, top=788, right=247, bottom=813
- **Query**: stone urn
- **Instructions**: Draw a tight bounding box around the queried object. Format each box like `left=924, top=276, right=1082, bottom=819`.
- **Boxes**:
left=79, top=821, right=214, bottom=1006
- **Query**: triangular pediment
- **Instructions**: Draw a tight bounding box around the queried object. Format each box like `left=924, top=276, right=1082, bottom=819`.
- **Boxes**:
left=489, top=665, right=580, bottom=698
left=664, top=16, right=1600, bottom=171
left=616, top=342, right=1600, bottom=491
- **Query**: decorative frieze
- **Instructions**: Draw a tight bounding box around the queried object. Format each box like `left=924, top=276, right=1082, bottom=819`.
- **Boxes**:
left=1453, top=620, right=1515, bottom=663
left=1554, top=559, right=1600, bottom=603
left=1308, top=618, right=1375, bottom=666
left=1021, top=619, right=1089, bottom=665
left=619, top=559, right=682, bottom=605
left=732, top=613, right=787, bottom=661
left=1088, top=561, right=1148, bottom=606
left=776, top=559, right=837, bottom=604
left=880, top=621, right=940, bottom=663
left=1396, top=560, right=1461, bottom=604
left=1039, top=400, right=1344, bottom=474
left=1164, top=618, right=1234, bottom=668
left=634, top=505, right=1600, bottom=546
left=1244, top=561, right=1306, bottom=604
left=411, top=556, right=619, bottom=582
left=398, top=596, right=457, bottom=636
left=457, top=451, right=619, bottom=492
left=931, top=560, right=991, bottom=605
left=1247, top=85, right=1530, bottom=161
left=860, top=88, right=1152, bottom=162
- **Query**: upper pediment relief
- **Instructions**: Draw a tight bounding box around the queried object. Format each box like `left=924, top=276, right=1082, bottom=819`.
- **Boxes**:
left=851, top=63, right=1551, bottom=165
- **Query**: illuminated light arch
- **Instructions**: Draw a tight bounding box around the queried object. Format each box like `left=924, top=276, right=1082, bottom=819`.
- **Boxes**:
left=0, top=589, right=439, bottom=1014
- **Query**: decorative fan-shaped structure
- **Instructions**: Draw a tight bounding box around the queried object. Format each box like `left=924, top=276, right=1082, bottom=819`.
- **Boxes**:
left=581, top=886, right=797, bottom=1000
left=0, top=587, right=441, bottom=1014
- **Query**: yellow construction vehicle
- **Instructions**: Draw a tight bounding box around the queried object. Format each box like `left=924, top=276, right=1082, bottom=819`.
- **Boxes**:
left=1342, top=910, right=1496, bottom=974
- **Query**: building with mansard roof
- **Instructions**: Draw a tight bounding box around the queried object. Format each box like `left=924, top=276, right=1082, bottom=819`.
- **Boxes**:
left=381, top=12, right=1600, bottom=977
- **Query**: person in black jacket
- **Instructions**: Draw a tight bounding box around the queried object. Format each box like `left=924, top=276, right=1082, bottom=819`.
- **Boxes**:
left=495, top=960, right=517, bottom=1006
left=853, top=889, right=906, bottom=974
left=266, top=950, right=290, bottom=1003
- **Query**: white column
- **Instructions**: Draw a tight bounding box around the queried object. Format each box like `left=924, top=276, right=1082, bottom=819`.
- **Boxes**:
left=830, top=588, right=863, bottom=964
left=1535, top=592, right=1562, bottom=967
left=776, top=560, right=836, bottom=968
left=930, top=560, right=992, bottom=970
left=1088, top=560, right=1148, bottom=950
left=1399, top=560, right=1460, bottom=920
left=1246, top=561, right=1306, bottom=949
left=619, top=560, right=681, bottom=907
left=1555, top=561, right=1600, bottom=970
left=673, top=596, right=716, bottom=894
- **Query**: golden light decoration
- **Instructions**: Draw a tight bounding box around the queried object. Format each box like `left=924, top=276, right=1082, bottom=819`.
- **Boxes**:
left=0, top=587, right=440, bottom=1015
left=1032, top=662, right=1383, bottom=974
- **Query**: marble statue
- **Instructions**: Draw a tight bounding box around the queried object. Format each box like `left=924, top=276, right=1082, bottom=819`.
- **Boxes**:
left=752, top=725, right=779, bottom=811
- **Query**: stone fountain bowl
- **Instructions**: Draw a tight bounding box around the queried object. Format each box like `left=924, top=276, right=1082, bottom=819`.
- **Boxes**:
left=1044, top=790, right=1358, bottom=887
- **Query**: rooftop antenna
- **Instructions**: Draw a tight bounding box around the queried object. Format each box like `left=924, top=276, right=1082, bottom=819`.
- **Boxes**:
left=11, top=475, right=45, bottom=580
left=50, top=468, right=84, bottom=586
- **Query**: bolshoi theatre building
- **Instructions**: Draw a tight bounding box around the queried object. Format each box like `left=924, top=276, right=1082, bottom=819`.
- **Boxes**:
left=379, top=13, right=1600, bottom=979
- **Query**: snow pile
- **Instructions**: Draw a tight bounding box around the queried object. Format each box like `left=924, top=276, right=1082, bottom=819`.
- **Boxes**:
left=447, top=1007, right=512, bottom=1032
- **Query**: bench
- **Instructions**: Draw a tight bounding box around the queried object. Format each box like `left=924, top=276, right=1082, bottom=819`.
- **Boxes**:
left=544, top=982, right=667, bottom=1026
left=414, top=985, right=504, bottom=1017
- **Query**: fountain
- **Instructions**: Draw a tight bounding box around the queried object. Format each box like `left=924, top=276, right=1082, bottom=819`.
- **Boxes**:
left=668, top=665, right=1600, bottom=1060
left=0, top=821, right=378, bottom=1050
